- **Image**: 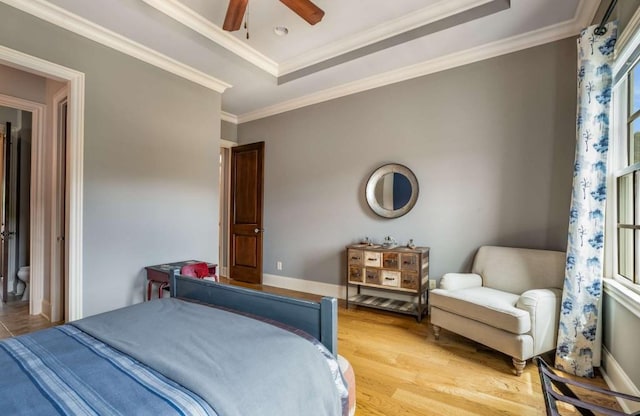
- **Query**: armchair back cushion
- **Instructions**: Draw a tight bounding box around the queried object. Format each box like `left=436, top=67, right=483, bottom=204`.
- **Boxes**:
left=472, top=246, right=566, bottom=294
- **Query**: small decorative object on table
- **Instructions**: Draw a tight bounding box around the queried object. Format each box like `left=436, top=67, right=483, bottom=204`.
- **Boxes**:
left=407, top=239, right=415, bottom=249
left=382, top=236, right=397, bottom=247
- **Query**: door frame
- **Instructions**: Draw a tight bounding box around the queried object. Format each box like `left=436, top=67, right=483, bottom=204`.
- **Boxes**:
left=50, top=86, right=68, bottom=322
left=219, top=138, right=237, bottom=278
left=0, top=45, right=85, bottom=320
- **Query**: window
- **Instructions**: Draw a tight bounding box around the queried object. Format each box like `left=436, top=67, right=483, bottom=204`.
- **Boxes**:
left=612, top=44, right=640, bottom=288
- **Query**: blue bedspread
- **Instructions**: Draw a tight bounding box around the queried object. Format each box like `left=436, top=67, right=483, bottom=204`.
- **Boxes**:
left=0, top=325, right=216, bottom=415
left=0, top=298, right=348, bottom=416
left=73, top=298, right=347, bottom=416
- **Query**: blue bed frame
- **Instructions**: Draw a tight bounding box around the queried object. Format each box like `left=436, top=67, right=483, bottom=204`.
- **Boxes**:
left=170, top=272, right=338, bottom=356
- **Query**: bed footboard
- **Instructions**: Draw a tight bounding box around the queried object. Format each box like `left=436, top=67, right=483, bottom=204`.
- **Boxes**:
left=170, top=272, right=338, bottom=355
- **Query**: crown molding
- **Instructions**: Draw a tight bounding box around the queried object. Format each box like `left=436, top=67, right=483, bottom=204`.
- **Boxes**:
left=278, top=0, right=496, bottom=76
left=0, top=0, right=232, bottom=93
left=220, top=111, right=238, bottom=124
left=237, top=16, right=584, bottom=123
left=140, top=0, right=278, bottom=76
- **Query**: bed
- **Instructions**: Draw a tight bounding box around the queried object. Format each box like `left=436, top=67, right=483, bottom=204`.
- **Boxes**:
left=0, top=272, right=355, bottom=415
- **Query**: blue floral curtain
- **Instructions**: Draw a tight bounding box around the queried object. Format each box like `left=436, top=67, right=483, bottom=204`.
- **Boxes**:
left=555, top=21, right=617, bottom=377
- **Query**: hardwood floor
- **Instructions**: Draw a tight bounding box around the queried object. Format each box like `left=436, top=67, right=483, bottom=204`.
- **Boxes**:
left=1, top=279, right=619, bottom=415
left=0, top=299, right=57, bottom=340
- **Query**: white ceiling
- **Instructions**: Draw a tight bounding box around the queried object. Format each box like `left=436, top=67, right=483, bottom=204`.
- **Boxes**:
left=5, top=0, right=599, bottom=122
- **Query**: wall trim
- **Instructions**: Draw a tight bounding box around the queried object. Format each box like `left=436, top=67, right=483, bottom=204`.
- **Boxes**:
left=220, top=111, right=238, bottom=124
left=220, top=139, right=237, bottom=148
left=237, top=17, right=588, bottom=123
left=263, top=273, right=345, bottom=300
left=601, top=346, right=640, bottom=414
left=0, top=44, right=85, bottom=321
left=0, top=0, right=231, bottom=93
left=0, top=93, right=45, bottom=317
left=49, top=86, right=67, bottom=323
left=41, top=299, right=51, bottom=321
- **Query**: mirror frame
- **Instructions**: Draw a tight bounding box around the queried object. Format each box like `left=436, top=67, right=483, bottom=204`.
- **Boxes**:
left=365, top=163, right=419, bottom=218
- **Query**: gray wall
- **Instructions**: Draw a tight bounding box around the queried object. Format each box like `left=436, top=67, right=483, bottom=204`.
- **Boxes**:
left=221, top=120, right=237, bottom=141
left=0, top=3, right=221, bottom=316
left=238, top=38, right=576, bottom=286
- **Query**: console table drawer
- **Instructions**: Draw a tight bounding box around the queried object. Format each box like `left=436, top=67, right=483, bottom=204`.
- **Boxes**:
left=382, top=252, right=399, bottom=269
left=365, top=269, right=381, bottom=285
left=381, top=270, right=401, bottom=287
left=401, top=253, right=419, bottom=271
left=348, top=249, right=364, bottom=266
left=348, top=266, right=364, bottom=283
left=364, top=251, right=382, bottom=268
left=401, top=272, right=419, bottom=290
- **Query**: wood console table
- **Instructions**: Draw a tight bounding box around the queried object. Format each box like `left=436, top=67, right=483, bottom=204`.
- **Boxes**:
left=345, top=244, right=429, bottom=321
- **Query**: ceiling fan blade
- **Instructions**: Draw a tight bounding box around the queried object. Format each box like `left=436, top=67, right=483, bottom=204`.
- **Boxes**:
left=223, top=0, right=248, bottom=31
left=279, top=0, right=325, bottom=25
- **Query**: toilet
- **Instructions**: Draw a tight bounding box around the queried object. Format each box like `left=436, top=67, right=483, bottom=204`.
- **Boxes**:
left=17, top=266, right=30, bottom=301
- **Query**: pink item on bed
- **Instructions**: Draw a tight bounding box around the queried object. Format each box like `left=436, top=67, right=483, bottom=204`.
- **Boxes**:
left=180, top=262, right=210, bottom=278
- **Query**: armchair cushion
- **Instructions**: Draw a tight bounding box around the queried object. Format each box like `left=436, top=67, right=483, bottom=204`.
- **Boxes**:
left=439, top=273, right=482, bottom=290
left=430, top=287, right=530, bottom=334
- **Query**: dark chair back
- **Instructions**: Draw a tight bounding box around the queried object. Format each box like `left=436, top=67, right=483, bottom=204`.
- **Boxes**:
left=535, top=356, right=640, bottom=415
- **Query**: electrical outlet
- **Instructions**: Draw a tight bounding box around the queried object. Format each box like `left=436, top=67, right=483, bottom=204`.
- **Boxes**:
left=428, top=279, right=436, bottom=289
left=276, top=261, right=283, bottom=271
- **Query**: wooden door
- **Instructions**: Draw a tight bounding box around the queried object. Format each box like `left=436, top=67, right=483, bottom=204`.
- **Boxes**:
left=1, top=123, right=10, bottom=302
left=229, top=142, right=264, bottom=283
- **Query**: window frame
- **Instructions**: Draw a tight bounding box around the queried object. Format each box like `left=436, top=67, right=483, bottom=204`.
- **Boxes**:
left=608, top=16, right=640, bottom=298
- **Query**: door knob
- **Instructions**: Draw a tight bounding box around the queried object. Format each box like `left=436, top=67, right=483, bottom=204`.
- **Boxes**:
left=254, top=228, right=264, bottom=233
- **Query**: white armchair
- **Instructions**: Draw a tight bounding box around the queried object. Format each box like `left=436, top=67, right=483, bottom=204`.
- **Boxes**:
left=430, top=246, right=565, bottom=375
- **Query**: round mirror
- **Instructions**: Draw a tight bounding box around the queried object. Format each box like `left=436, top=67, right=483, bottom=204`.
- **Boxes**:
left=365, top=164, right=419, bottom=218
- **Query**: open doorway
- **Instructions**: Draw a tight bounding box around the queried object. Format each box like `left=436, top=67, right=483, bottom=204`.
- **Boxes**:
left=0, top=112, right=32, bottom=305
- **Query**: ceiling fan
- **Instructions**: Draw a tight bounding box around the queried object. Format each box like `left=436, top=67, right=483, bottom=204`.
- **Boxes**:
left=222, top=0, right=325, bottom=32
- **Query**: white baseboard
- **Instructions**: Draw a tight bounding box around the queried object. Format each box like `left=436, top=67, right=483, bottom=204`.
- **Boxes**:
left=263, top=273, right=345, bottom=299
left=601, top=346, right=640, bottom=414
left=41, top=300, right=51, bottom=321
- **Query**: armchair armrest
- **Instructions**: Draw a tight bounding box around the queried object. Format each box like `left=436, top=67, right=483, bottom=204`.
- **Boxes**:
left=439, top=273, right=483, bottom=290
left=516, top=288, right=562, bottom=354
